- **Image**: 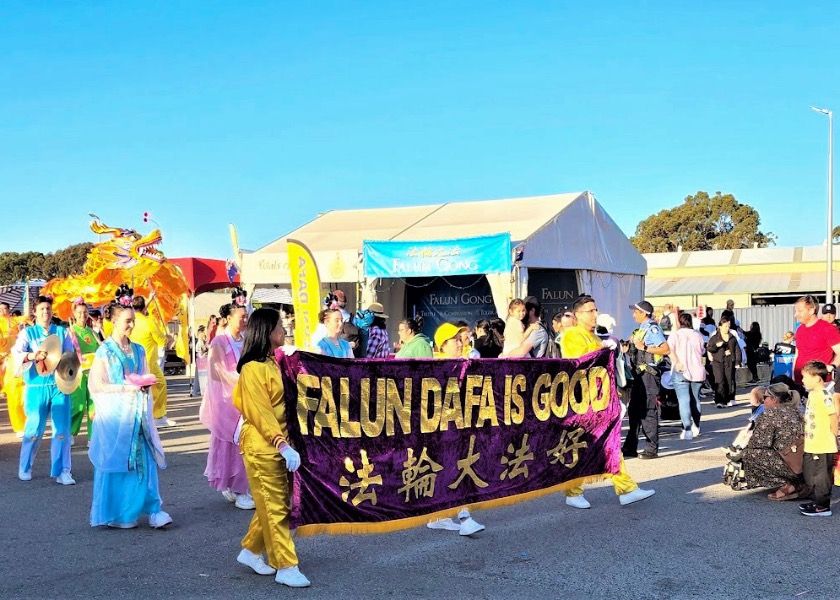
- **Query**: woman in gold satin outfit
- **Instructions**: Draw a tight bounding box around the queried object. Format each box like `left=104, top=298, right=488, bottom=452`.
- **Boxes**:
left=232, top=308, right=310, bottom=588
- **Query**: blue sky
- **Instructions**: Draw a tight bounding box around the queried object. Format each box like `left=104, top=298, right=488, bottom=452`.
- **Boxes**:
left=1, top=2, right=837, bottom=259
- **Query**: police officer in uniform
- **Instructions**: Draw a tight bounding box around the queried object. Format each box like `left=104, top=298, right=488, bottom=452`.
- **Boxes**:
left=623, top=301, right=670, bottom=460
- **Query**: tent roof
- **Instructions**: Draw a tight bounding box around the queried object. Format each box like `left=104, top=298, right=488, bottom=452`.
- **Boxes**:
left=171, top=257, right=239, bottom=296
left=255, top=192, right=645, bottom=275
left=0, top=281, right=46, bottom=313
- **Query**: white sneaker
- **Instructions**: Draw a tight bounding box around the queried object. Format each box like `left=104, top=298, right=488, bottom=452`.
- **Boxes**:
left=426, top=518, right=461, bottom=531
left=725, top=400, right=736, bottom=407
left=458, top=517, right=486, bottom=536
left=221, top=489, right=237, bottom=503
left=154, top=417, right=177, bottom=428
left=237, top=549, right=276, bottom=575
left=691, top=424, right=701, bottom=437
left=679, top=429, right=693, bottom=440
left=56, top=470, right=76, bottom=485
left=275, top=565, right=311, bottom=588
left=565, top=494, right=591, bottom=509
left=18, top=469, right=32, bottom=481
left=619, top=488, right=655, bottom=506
left=149, top=511, right=173, bottom=528
left=235, top=493, right=256, bottom=510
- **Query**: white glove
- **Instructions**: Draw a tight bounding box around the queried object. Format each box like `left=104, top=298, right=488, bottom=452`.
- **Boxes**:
left=280, top=445, right=301, bottom=472
left=603, top=338, right=617, bottom=350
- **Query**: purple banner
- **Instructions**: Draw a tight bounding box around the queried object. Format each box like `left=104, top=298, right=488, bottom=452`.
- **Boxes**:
left=278, top=348, right=622, bottom=535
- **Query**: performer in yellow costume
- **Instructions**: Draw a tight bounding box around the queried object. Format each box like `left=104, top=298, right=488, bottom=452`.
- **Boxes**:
left=0, top=302, right=26, bottom=434
left=130, top=295, right=172, bottom=426
left=232, top=308, right=309, bottom=588
left=559, top=294, right=655, bottom=508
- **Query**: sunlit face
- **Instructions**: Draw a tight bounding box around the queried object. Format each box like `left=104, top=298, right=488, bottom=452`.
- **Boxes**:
left=511, top=305, right=526, bottom=321
left=113, top=307, right=136, bottom=339
left=441, top=337, right=462, bottom=358
left=270, top=317, right=286, bottom=350
left=73, top=303, right=88, bottom=325
left=719, top=320, right=731, bottom=334
left=802, top=371, right=822, bottom=392
left=822, top=312, right=835, bottom=323
left=0, top=304, right=8, bottom=317
left=794, top=301, right=812, bottom=324
left=34, top=301, right=53, bottom=327
left=227, top=306, right=247, bottom=334
left=458, top=329, right=471, bottom=348
left=398, top=322, right=413, bottom=344
left=324, top=310, right=343, bottom=337
left=575, top=301, right=599, bottom=330
left=632, top=308, right=648, bottom=324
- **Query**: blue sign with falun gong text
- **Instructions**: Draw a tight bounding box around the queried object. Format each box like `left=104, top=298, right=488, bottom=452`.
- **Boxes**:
left=363, top=233, right=512, bottom=278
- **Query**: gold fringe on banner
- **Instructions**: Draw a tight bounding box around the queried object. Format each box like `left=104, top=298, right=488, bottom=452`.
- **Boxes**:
left=293, top=472, right=611, bottom=537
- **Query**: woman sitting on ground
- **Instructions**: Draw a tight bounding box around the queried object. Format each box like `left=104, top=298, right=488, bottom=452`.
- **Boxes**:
left=741, top=382, right=805, bottom=500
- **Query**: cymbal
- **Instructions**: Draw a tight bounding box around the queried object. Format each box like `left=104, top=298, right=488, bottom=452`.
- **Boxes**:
left=56, top=351, right=82, bottom=395
left=35, top=335, right=62, bottom=376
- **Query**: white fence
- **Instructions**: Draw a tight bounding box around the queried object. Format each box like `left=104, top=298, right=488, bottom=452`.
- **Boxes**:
left=733, top=305, right=796, bottom=348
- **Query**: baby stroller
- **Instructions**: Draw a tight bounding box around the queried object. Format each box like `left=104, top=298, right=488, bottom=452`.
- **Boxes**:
left=658, top=369, right=682, bottom=423
left=721, top=407, right=762, bottom=490
left=722, top=444, right=749, bottom=490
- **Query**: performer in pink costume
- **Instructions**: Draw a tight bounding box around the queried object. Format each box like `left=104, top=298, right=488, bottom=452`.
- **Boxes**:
left=200, top=290, right=253, bottom=509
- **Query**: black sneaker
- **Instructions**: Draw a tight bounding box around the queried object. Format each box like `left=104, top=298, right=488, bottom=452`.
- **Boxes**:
left=801, top=505, right=832, bottom=517
left=799, top=502, right=815, bottom=511
left=622, top=450, right=638, bottom=458
left=638, top=450, right=659, bottom=460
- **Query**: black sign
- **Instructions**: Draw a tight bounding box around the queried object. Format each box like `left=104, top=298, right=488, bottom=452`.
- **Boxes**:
left=527, top=269, right=579, bottom=319
left=406, top=276, right=499, bottom=338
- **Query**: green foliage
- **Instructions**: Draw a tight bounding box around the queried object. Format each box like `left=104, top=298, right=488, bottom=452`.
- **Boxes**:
left=0, top=242, right=93, bottom=285
left=630, top=191, right=776, bottom=253
left=832, top=225, right=840, bottom=243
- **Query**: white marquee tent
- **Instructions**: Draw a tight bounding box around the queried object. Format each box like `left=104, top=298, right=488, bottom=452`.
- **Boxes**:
left=241, top=191, right=646, bottom=338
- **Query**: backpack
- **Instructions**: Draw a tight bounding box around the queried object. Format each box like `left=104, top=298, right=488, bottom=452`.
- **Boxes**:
left=340, top=319, right=364, bottom=358
left=538, top=322, right=561, bottom=358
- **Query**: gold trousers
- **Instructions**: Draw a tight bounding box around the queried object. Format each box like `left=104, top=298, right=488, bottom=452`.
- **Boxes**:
left=566, top=456, right=638, bottom=497
left=149, top=362, right=168, bottom=419
left=3, top=360, right=25, bottom=433
left=240, top=427, right=298, bottom=569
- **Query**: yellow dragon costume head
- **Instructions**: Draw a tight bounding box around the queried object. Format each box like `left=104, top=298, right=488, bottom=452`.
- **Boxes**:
left=43, top=219, right=190, bottom=325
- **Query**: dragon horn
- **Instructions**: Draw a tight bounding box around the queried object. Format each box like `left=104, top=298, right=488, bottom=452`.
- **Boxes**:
left=90, top=220, right=124, bottom=237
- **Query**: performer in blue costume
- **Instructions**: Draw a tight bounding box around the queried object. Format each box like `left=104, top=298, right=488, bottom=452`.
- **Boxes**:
left=13, top=295, right=76, bottom=484
left=88, top=285, right=172, bottom=529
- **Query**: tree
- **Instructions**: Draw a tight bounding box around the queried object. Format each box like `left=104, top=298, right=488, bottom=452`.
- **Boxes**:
left=42, top=243, right=94, bottom=279
left=832, top=225, right=840, bottom=244
left=630, top=191, right=776, bottom=253
left=0, top=242, right=93, bottom=285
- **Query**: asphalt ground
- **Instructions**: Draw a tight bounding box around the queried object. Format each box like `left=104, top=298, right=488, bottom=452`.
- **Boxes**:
left=1, top=376, right=838, bottom=600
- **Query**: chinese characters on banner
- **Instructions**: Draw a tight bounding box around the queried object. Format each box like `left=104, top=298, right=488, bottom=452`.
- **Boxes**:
left=278, top=348, right=622, bottom=535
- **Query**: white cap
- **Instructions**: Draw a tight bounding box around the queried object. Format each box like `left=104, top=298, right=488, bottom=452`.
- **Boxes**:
left=596, top=313, right=616, bottom=333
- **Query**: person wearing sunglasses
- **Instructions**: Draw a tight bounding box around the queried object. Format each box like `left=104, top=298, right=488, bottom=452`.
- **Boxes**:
left=739, top=383, right=805, bottom=501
